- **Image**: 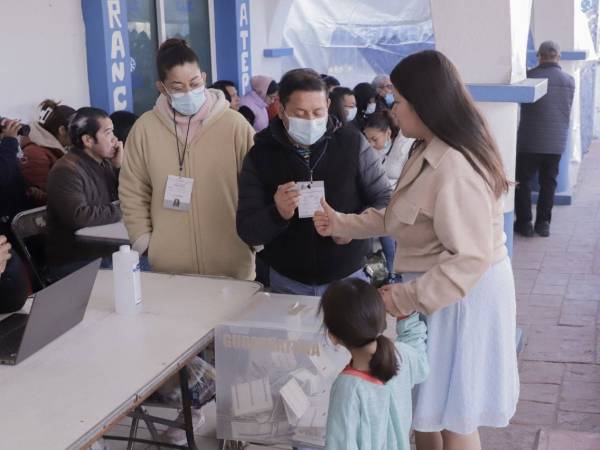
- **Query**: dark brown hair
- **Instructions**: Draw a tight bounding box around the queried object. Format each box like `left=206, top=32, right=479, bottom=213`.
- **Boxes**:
left=390, top=50, right=509, bottom=197
left=38, top=99, right=75, bottom=138
left=156, top=38, right=199, bottom=82
left=364, top=110, right=399, bottom=140
left=320, top=279, right=398, bottom=383
left=278, top=68, right=327, bottom=106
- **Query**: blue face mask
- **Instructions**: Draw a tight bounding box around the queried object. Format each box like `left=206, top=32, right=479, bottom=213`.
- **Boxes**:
left=166, top=85, right=206, bottom=116
left=385, top=92, right=394, bottom=106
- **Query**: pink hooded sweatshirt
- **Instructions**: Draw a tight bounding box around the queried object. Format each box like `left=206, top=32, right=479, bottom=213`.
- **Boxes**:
left=238, top=75, right=273, bottom=132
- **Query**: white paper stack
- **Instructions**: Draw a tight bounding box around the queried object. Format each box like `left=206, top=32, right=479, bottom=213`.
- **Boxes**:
left=231, top=377, right=273, bottom=417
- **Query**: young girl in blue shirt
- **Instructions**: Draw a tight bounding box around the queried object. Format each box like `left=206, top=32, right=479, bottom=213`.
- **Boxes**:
left=320, top=278, right=429, bottom=450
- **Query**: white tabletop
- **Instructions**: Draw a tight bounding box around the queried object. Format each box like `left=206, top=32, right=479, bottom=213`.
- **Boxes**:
left=75, top=220, right=130, bottom=245
left=0, top=270, right=261, bottom=450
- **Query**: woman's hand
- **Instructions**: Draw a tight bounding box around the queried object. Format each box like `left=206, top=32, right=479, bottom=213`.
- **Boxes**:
left=313, top=198, right=337, bottom=237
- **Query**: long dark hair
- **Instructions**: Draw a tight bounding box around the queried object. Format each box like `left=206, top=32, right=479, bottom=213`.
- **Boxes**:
left=38, top=99, right=75, bottom=138
left=390, top=50, right=509, bottom=197
left=320, top=279, right=398, bottom=383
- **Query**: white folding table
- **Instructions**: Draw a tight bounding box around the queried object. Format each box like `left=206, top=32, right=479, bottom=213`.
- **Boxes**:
left=0, top=270, right=261, bottom=449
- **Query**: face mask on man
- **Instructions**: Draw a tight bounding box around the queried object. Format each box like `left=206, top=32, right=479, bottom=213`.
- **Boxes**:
left=165, top=84, right=206, bottom=116
left=345, top=106, right=357, bottom=122
left=365, top=102, right=376, bottom=115
left=285, top=113, right=328, bottom=146
left=385, top=92, right=394, bottom=107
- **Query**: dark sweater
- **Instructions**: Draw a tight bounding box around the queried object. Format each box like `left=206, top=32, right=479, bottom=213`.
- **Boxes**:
left=0, top=137, right=31, bottom=237
left=517, top=62, right=575, bottom=155
left=0, top=250, right=28, bottom=314
left=237, top=117, right=392, bottom=284
left=46, top=147, right=121, bottom=266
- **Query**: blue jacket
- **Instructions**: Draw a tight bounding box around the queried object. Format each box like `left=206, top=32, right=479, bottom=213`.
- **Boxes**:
left=517, top=63, right=575, bottom=155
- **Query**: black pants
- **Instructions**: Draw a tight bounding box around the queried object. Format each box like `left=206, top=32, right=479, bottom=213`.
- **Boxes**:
left=515, top=152, right=562, bottom=225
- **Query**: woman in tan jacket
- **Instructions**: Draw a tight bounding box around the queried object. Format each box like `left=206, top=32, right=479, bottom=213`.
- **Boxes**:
left=314, top=51, right=519, bottom=450
left=119, top=38, right=255, bottom=280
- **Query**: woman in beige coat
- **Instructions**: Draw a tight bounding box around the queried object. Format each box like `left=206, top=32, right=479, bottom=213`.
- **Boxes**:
left=119, top=38, right=255, bottom=280
left=314, top=51, right=519, bottom=450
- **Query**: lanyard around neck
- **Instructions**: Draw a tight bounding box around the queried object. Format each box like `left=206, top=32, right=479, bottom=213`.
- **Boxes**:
left=173, top=111, right=193, bottom=176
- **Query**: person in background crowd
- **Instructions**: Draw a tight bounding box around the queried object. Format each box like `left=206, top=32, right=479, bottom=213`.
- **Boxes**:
left=46, top=107, right=123, bottom=280
left=321, top=279, right=428, bottom=450
left=19, top=99, right=75, bottom=205
left=315, top=50, right=519, bottom=450
left=328, top=87, right=357, bottom=125
left=0, top=235, right=28, bottom=314
left=362, top=110, right=407, bottom=277
left=110, top=110, right=139, bottom=144
left=363, top=110, right=411, bottom=186
left=0, top=118, right=31, bottom=240
left=321, top=74, right=341, bottom=92
left=372, top=74, right=395, bottom=111
left=210, top=80, right=240, bottom=110
left=237, top=68, right=391, bottom=296
left=120, top=38, right=255, bottom=280
left=352, top=82, right=378, bottom=131
left=238, top=75, right=279, bottom=132
left=514, top=40, right=575, bottom=238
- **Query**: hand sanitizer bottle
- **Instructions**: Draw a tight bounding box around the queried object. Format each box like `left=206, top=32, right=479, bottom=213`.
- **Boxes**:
left=112, top=245, right=142, bottom=315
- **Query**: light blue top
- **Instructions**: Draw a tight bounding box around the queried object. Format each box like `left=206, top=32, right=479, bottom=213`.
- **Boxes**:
left=325, top=314, right=429, bottom=450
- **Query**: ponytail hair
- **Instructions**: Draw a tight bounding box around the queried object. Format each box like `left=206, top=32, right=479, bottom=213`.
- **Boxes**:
left=369, top=335, right=399, bottom=383
left=320, top=278, right=399, bottom=383
left=38, top=99, right=75, bottom=139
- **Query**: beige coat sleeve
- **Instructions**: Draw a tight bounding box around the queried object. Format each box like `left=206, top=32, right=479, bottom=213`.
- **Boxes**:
left=235, top=117, right=256, bottom=173
left=330, top=207, right=387, bottom=239
left=118, top=122, right=153, bottom=251
left=388, top=176, right=495, bottom=316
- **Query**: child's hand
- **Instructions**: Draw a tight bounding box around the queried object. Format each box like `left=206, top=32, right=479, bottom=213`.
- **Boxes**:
left=378, top=285, right=413, bottom=318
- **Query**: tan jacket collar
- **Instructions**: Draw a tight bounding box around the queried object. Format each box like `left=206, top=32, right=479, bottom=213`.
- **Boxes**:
left=394, top=136, right=451, bottom=192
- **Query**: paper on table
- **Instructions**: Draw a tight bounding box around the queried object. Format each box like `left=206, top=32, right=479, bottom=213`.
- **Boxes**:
left=280, top=378, right=310, bottom=424
left=231, top=377, right=273, bottom=417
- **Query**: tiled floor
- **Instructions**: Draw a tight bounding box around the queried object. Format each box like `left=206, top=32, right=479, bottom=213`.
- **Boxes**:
left=105, top=144, right=600, bottom=449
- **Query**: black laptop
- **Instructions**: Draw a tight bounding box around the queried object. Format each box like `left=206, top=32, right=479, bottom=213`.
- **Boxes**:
left=0, top=258, right=100, bottom=365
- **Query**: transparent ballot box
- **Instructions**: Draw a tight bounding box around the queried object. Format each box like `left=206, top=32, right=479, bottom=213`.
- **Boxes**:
left=215, top=292, right=349, bottom=448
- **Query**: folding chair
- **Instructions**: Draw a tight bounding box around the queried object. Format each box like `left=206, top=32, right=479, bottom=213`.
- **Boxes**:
left=11, top=206, right=49, bottom=290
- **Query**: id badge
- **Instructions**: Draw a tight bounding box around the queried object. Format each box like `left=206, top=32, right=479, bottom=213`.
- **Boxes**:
left=296, top=181, right=325, bottom=219
left=163, top=175, right=194, bottom=211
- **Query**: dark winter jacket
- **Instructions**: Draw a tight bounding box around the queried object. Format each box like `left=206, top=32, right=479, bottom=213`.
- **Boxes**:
left=236, top=116, right=392, bottom=284
left=517, top=62, right=575, bottom=155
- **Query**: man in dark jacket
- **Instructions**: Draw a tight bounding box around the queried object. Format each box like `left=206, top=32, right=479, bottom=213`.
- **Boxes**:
left=46, top=107, right=123, bottom=279
left=237, top=68, right=392, bottom=295
left=514, top=41, right=575, bottom=237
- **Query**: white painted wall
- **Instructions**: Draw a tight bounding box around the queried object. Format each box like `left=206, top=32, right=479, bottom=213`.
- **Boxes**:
left=0, top=0, right=90, bottom=121
left=250, top=0, right=294, bottom=79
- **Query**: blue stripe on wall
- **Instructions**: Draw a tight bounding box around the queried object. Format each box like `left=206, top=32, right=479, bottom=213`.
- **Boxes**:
left=467, top=78, right=548, bottom=103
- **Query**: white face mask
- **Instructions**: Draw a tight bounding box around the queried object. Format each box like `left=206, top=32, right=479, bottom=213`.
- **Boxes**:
left=345, top=106, right=357, bottom=122
left=382, top=138, right=392, bottom=153
left=286, top=113, right=328, bottom=146
left=365, top=102, right=376, bottom=115
left=166, top=85, right=206, bottom=116
left=385, top=92, right=395, bottom=106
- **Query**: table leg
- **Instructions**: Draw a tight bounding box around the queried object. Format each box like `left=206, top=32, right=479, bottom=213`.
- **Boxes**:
left=178, top=366, right=198, bottom=450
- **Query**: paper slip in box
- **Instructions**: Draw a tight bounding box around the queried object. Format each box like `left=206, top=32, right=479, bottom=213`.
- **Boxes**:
left=298, top=405, right=328, bottom=430
left=309, top=351, right=336, bottom=378
left=291, top=368, right=323, bottom=396
left=271, top=350, right=297, bottom=370
left=279, top=378, right=310, bottom=425
left=232, top=378, right=273, bottom=417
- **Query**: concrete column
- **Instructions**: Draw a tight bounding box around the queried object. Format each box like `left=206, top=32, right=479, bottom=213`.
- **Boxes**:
left=430, top=0, right=534, bottom=256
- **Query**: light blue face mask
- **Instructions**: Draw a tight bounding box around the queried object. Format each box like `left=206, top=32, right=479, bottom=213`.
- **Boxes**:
left=345, top=106, right=358, bottom=122
left=385, top=92, right=394, bottom=106
left=166, top=85, right=206, bottom=116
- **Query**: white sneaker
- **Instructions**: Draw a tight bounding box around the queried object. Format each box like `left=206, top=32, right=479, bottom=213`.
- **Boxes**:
left=164, top=408, right=205, bottom=446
